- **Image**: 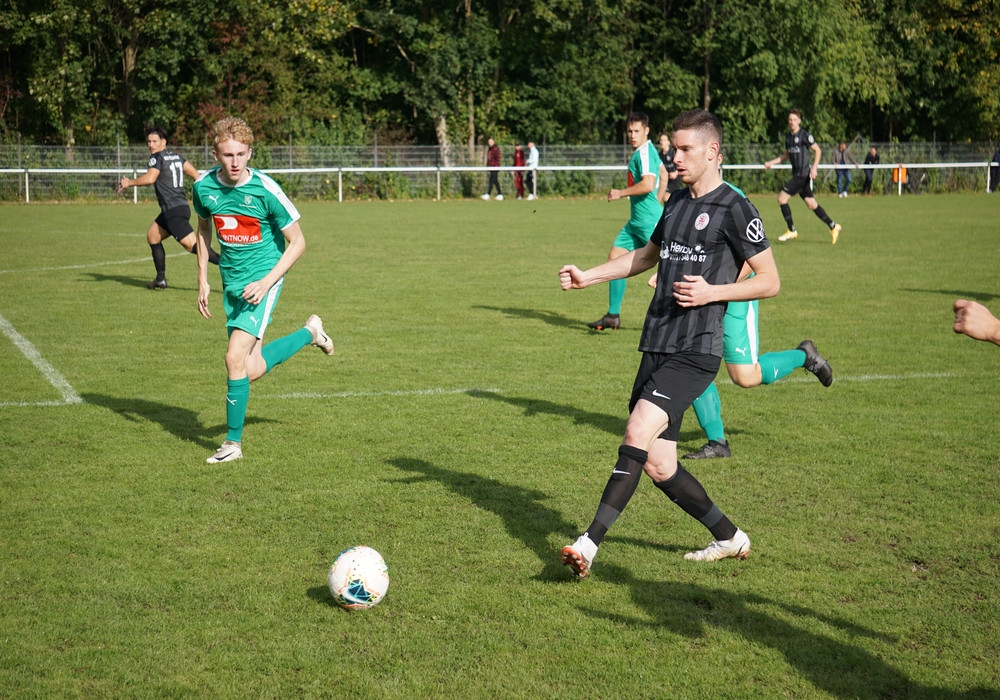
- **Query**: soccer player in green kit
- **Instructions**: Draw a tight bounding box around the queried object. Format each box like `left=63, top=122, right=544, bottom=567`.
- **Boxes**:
left=683, top=289, right=833, bottom=460
left=587, top=112, right=663, bottom=331
left=193, top=117, right=334, bottom=464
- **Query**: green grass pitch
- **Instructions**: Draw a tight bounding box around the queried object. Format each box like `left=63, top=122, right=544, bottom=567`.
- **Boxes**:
left=1, top=194, right=998, bottom=698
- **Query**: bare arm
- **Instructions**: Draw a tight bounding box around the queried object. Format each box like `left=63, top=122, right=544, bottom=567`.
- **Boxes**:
left=609, top=173, right=657, bottom=201
left=809, top=142, right=822, bottom=178
left=764, top=151, right=788, bottom=169
left=656, top=164, right=670, bottom=204
left=672, top=248, right=780, bottom=308
left=953, top=299, right=1000, bottom=346
left=183, top=161, right=201, bottom=180
left=119, top=167, right=159, bottom=192
left=560, top=240, right=660, bottom=290
left=239, top=221, right=306, bottom=305
left=196, top=216, right=214, bottom=319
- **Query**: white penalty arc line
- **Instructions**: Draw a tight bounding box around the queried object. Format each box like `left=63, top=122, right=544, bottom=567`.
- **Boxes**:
left=0, top=252, right=187, bottom=275
left=0, top=313, right=82, bottom=406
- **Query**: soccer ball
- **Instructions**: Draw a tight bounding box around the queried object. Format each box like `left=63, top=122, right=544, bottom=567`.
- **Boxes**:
left=327, top=546, right=390, bottom=610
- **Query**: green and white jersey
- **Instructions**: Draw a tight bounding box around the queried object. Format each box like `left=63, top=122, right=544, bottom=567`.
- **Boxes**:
left=628, top=140, right=663, bottom=228
left=192, top=167, right=300, bottom=291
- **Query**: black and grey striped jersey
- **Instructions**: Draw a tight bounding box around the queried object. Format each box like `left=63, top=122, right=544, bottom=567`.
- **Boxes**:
left=639, top=182, right=770, bottom=357
left=785, top=128, right=816, bottom=177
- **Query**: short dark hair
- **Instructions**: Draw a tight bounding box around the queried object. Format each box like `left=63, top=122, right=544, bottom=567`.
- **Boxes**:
left=627, top=112, right=650, bottom=128
left=672, top=109, right=723, bottom=147
left=788, top=108, right=802, bottom=119
left=144, top=125, right=168, bottom=141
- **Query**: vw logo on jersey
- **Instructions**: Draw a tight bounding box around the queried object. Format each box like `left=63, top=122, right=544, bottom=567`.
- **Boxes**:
left=745, top=217, right=765, bottom=242
left=695, top=212, right=710, bottom=230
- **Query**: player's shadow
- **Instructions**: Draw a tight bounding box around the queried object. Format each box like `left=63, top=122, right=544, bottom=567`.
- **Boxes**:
left=82, top=272, right=151, bottom=289
left=82, top=272, right=194, bottom=291
left=466, top=389, right=710, bottom=446
left=388, top=457, right=578, bottom=582
left=467, top=389, right=624, bottom=436
left=81, top=392, right=273, bottom=450
left=472, top=305, right=591, bottom=331
left=902, top=288, right=1000, bottom=303
left=585, top=562, right=997, bottom=699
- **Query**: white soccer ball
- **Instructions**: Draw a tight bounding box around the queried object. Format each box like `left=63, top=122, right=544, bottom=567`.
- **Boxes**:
left=328, top=546, right=390, bottom=610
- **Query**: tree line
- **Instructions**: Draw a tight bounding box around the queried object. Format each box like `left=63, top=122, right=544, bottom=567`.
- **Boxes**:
left=2, top=0, right=997, bottom=159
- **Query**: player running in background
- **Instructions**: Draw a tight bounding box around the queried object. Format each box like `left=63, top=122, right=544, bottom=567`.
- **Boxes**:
left=764, top=109, right=842, bottom=245
left=586, top=112, right=663, bottom=331
left=193, top=116, right=334, bottom=464
left=118, top=126, right=219, bottom=289
left=558, top=109, right=778, bottom=578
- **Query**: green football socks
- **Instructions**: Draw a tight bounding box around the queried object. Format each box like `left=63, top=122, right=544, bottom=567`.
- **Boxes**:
left=759, top=349, right=806, bottom=385
left=608, top=278, right=626, bottom=316
left=261, top=328, right=311, bottom=373
left=225, top=376, right=250, bottom=443
left=691, top=382, right=726, bottom=443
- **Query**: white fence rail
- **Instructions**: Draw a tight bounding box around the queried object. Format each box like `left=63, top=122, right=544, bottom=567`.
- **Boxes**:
left=1, top=161, right=997, bottom=203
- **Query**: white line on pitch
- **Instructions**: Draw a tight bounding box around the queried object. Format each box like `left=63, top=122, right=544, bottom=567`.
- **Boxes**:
left=0, top=313, right=82, bottom=405
left=0, top=253, right=187, bottom=275
left=270, top=387, right=503, bottom=400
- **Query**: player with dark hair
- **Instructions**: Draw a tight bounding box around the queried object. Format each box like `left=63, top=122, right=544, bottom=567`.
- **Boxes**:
left=587, top=112, right=663, bottom=331
left=119, top=125, right=219, bottom=288
left=193, top=116, right=334, bottom=464
left=764, top=109, right=843, bottom=245
left=558, top=109, right=779, bottom=578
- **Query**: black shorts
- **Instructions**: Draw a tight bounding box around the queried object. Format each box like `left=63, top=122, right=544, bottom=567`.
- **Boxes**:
left=155, top=206, right=194, bottom=240
left=782, top=175, right=814, bottom=199
left=629, top=351, right=721, bottom=442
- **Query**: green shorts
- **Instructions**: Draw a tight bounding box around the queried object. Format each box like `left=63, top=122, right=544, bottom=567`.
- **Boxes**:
left=722, top=300, right=759, bottom=365
left=612, top=219, right=657, bottom=251
left=223, top=277, right=283, bottom=339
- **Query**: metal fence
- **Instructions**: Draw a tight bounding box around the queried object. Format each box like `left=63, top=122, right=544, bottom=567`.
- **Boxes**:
left=1, top=142, right=997, bottom=201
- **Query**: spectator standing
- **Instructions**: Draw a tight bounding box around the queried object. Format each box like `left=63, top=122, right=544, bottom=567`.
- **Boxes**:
left=481, top=138, right=503, bottom=200
left=832, top=141, right=859, bottom=197
left=513, top=143, right=526, bottom=199
left=526, top=141, right=539, bottom=200
left=862, top=146, right=880, bottom=196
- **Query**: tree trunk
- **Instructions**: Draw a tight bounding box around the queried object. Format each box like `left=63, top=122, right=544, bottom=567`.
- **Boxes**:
left=435, top=114, right=452, bottom=167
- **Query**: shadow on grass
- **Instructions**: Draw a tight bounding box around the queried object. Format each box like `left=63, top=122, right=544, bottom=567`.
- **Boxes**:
left=467, top=389, right=625, bottom=436
left=582, top=562, right=997, bottom=699
left=466, top=389, right=710, bottom=446
left=902, top=288, right=1000, bottom=303
left=388, top=456, right=577, bottom=582
left=81, top=392, right=274, bottom=450
left=306, top=585, right=340, bottom=609
left=472, top=305, right=594, bottom=331
left=82, top=271, right=194, bottom=291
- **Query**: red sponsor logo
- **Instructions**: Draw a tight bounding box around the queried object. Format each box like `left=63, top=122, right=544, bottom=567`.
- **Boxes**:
left=214, top=214, right=262, bottom=245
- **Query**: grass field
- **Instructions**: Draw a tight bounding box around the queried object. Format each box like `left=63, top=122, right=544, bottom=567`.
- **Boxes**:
left=1, top=193, right=998, bottom=698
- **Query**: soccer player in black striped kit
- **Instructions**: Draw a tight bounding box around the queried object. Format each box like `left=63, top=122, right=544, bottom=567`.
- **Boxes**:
left=764, top=108, right=842, bottom=245
left=558, top=109, right=779, bottom=578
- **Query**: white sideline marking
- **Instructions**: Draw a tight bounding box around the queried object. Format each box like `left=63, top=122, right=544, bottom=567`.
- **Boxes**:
left=271, top=387, right=503, bottom=400
left=0, top=253, right=186, bottom=275
left=0, top=313, right=82, bottom=406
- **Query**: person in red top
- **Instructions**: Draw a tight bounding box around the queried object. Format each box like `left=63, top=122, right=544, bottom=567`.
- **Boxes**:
left=513, top=143, right=526, bottom=199
left=481, top=137, right=504, bottom=200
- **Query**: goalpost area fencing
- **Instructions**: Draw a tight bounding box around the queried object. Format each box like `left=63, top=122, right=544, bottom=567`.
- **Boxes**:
left=1, top=142, right=997, bottom=202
